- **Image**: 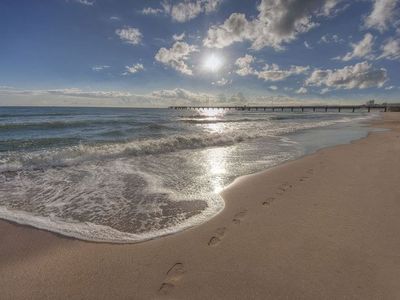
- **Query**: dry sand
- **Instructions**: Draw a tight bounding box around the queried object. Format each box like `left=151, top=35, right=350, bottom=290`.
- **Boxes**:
left=1, top=113, right=400, bottom=299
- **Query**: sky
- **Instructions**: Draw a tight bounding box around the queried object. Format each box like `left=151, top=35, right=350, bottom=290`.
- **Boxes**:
left=0, top=0, right=399, bottom=107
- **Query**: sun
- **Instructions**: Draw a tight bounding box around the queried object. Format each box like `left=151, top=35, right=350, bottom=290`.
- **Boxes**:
left=202, top=53, right=223, bottom=72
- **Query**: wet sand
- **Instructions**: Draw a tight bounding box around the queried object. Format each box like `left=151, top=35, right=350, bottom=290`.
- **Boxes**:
left=1, top=113, right=400, bottom=299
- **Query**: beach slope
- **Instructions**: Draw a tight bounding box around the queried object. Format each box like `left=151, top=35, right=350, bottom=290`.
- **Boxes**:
left=1, top=113, right=400, bottom=299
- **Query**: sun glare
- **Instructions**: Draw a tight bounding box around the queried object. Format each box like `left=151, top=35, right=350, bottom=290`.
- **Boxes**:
left=203, top=53, right=223, bottom=72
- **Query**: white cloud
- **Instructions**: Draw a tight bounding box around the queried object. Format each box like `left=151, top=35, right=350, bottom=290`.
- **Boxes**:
left=304, top=41, right=313, bottom=49
left=296, top=87, right=308, bottom=94
left=340, top=33, right=375, bottom=61
left=319, top=34, right=344, bottom=44
left=203, top=0, right=222, bottom=13
left=269, top=85, right=278, bottom=90
left=212, top=78, right=232, bottom=86
left=377, top=37, right=400, bottom=60
left=235, top=54, right=255, bottom=76
left=123, top=63, right=145, bottom=75
left=151, top=88, right=216, bottom=104
left=143, top=0, right=222, bottom=22
left=1, top=85, right=396, bottom=108
left=0, top=87, right=217, bottom=107
left=115, top=27, right=142, bottom=45
left=204, top=0, right=346, bottom=50
left=0, top=86, right=225, bottom=107
left=305, top=61, right=388, bottom=90
left=320, top=88, right=331, bottom=94
left=235, top=54, right=309, bottom=81
left=0, top=87, right=134, bottom=99
left=364, top=0, right=399, bottom=32
left=75, top=0, right=95, bottom=5
left=141, top=7, right=164, bottom=15
left=204, top=13, right=253, bottom=49
left=46, top=88, right=133, bottom=98
left=170, top=1, right=203, bottom=22
left=92, top=65, right=110, bottom=72
left=252, top=94, right=321, bottom=105
left=155, top=41, right=199, bottom=75
left=257, top=64, right=309, bottom=81
left=320, top=0, right=349, bottom=16
left=173, top=32, right=186, bottom=41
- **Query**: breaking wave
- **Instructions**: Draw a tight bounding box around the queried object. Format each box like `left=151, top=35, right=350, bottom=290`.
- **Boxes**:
left=0, top=108, right=377, bottom=243
left=0, top=115, right=370, bottom=173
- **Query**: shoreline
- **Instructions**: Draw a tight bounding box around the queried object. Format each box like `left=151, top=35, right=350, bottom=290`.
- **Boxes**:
left=0, top=113, right=377, bottom=245
left=1, top=113, right=400, bottom=299
left=223, top=115, right=380, bottom=194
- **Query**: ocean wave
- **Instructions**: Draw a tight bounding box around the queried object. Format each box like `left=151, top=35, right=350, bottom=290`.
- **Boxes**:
left=0, top=113, right=72, bottom=118
left=0, top=131, right=261, bottom=172
left=97, top=123, right=172, bottom=137
left=0, top=202, right=222, bottom=243
left=0, top=112, right=377, bottom=243
left=0, top=137, right=82, bottom=152
left=0, top=160, right=225, bottom=243
left=146, top=123, right=171, bottom=130
left=179, top=117, right=271, bottom=124
left=271, top=112, right=365, bottom=121
left=0, top=114, right=374, bottom=172
left=0, top=119, right=142, bottom=131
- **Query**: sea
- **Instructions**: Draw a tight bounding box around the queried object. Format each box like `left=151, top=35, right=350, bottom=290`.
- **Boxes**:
left=0, top=106, right=378, bottom=243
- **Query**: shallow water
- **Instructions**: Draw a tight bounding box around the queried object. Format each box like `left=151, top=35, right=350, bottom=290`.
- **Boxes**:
left=0, top=107, right=377, bottom=242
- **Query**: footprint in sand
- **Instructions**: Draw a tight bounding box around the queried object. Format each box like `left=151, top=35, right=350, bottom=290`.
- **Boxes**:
left=307, top=168, right=314, bottom=175
left=277, top=187, right=286, bottom=193
left=208, top=227, right=226, bottom=246
left=262, top=197, right=275, bottom=207
left=299, top=176, right=309, bottom=182
left=282, top=182, right=292, bottom=188
left=232, top=210, right=247, bottom=225
left=275, top=182, right=293, bottom=195
left=278, top=182, right=293, bottom=192
left=159, top=263, right=185, bottom=294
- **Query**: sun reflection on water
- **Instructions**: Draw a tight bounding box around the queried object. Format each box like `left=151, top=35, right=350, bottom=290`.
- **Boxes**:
left=182, top=108, right=233, bottom=193
left=197, top=108, right=227, bottom=118
left=203, top=146, right=230, bottom=194
left=196, top=108, right=231, bottom=194
left=197, top=108, right=228, bottom=133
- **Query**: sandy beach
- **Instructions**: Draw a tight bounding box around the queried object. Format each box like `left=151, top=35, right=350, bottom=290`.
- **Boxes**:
left=1, top=112, right=400, bottom=299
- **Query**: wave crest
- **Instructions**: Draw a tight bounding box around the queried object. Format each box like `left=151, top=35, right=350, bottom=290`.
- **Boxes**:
left=0, top=114, right=373, bottom=173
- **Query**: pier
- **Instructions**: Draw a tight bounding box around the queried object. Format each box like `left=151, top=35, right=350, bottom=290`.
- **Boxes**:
left=169, top=105, right=397, bottom=113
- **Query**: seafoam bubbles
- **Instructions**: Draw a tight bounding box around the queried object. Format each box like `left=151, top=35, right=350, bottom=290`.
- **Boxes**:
left=0, top=156, right=223, bottom=243
left=0, top=110, right=378, bottom=243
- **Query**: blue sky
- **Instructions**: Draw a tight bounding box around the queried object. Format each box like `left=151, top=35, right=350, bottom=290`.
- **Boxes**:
left=0, top=0, right=399, bottom=107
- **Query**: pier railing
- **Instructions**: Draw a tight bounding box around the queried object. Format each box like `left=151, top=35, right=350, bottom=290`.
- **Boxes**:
left=168, top=105, right=398, bottom=113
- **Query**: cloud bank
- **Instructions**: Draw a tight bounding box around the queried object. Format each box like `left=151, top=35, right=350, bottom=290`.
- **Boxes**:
left=142, top=0, right=222, bottom=22
left=155, top=42, right=199, bottom=75
left=305, top=61, right=387, bottom=90
left=235, top=54, right=309, bottom=81
left=340, top=33, right=375, bottom=61
left=364, top=0, right=399, bottom=32
left=204, top=0, right=346, bottom=50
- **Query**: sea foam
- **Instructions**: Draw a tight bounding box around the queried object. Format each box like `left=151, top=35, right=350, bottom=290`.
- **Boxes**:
left=0, top=109, right=377, bottom=243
